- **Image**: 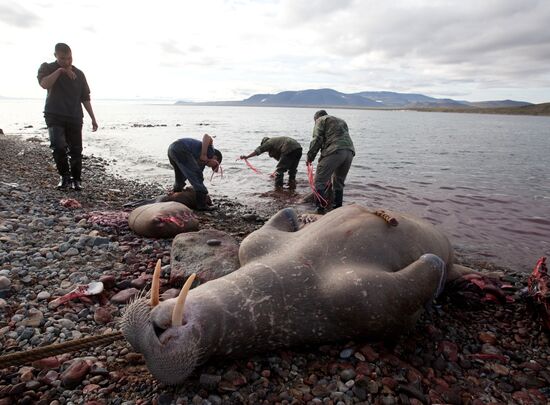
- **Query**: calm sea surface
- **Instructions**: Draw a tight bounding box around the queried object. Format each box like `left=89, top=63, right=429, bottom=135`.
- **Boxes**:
left=1, top=99, right=549, bottom=273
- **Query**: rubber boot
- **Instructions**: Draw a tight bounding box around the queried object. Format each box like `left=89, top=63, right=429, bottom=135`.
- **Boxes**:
left=53, top=148, right=70, bottom=177
left=70, top=158, right=82, bottom=191
left=57, top=175, right=72, bottom=190
left=315, top=188, right=327, bottom=215
left=53, top=149, right=71, bottom=190
left=172, top=183, right=184, bottom=193
left=288, top=171, right=297, bottom=189
left=333, top=190, right=343, bottom=209
left=195, top=191, right=216, bottom=211
left=274, top=171, right=284, bottom=189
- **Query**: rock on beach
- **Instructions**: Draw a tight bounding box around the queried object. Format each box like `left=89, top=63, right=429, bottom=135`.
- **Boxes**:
left=1, top=134, right=549, bottom=404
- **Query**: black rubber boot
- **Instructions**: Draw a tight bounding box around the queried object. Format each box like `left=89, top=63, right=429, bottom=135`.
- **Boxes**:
left=57, top=175, right=72, bottom=190
left=288, top=172, right=297, bottom=189
left=53, top=149, right=70, bottom=178
left=172, top=183, right=184, bottom=193
left=333, top=190, right=343, bottom=209
left=70, top=157, right=82, bottom=183
left=71, top=180, right=82, bottom=191
left=195, top=192, right=216, bottom=211
left=315, top=188, right=327, bottom=215
left=274, top=171, right=284, bottom=188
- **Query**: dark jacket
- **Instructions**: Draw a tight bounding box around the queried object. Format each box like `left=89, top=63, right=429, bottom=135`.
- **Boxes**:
left=37, top=61, right=91, bottom=123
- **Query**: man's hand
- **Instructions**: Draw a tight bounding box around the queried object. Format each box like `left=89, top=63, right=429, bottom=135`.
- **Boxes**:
left=61, top=67, right=77, bottom=80
left=239, top=155, right=247, bottom=160
left=91, top=119, right=98, bottom=132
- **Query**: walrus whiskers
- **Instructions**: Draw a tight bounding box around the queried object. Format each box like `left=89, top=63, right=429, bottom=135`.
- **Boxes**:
left=172, top=274, right=196, bottom=327
left=151, top=259, right=162, bottom=307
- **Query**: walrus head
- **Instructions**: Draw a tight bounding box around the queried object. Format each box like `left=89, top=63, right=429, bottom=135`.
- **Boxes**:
left=121, top=263, right=202, bottom=384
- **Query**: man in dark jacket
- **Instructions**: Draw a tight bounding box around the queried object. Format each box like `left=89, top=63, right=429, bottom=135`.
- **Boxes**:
left=306, top=110, right=355, bottom=214
left=37, top=43, right=98, bottom=191
left=167, top=134, right=223, bottom=211
left=240, top=136, right=302, bottom=189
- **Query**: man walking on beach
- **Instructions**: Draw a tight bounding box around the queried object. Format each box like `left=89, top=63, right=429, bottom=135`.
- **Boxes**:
left=306, top=110, right=355, bottom=214
left=168, top=134, right=223, bottom=211
left=239, top=136, right=302, bottom=189
left=37, top=43, right=98, bottom=191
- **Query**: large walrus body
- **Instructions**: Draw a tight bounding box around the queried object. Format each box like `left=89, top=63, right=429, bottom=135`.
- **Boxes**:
left=121, top=204, right=473, bottom=385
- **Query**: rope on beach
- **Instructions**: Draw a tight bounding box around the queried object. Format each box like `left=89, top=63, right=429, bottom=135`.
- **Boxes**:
left=0, top=331, right=125, bottom=369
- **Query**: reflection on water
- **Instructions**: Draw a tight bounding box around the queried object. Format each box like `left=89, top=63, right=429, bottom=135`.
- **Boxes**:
left=1, top=100, right=549, bottom=273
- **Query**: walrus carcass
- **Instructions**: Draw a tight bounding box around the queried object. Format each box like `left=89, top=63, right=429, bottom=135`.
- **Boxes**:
left=121, top=204, right=473, bottom=384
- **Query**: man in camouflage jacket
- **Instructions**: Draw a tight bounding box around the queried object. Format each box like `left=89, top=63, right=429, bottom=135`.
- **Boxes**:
left=306, top=110, right=355, bottom=214
left=240, top=136, right=302, bottom=189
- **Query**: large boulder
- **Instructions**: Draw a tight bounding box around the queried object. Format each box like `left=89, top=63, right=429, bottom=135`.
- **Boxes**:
left=128, top=202, right=198, bottom=238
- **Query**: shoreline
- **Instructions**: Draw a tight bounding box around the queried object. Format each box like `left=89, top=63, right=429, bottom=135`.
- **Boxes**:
left=1, top=134, right=548, bottom=404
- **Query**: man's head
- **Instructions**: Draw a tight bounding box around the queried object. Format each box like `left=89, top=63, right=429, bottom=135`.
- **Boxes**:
left=54, top=43, right=72, bottom=68
left=207, top=149, right=223, bottom=172
left=261, top=137, right=270, bottom=146
left=314, top=110, right=328, bottom=121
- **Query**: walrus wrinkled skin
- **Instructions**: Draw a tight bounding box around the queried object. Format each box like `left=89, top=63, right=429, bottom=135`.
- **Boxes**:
left=121, top=204, right=473, bottom=385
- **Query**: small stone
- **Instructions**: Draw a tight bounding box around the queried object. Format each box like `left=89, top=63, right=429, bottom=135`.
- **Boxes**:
left=199, top=373, right=221, bottom=390
left=99, top=275, right=116, bottom=289
left=36, top=291, right=51, bottom=300
left=339, top=348, right=354, bottom=359
left=22, top=308, right=44, bottom=327
left=110, top=288, right=139, bottom=304
left=0, top=276, right=11, bottom=290
left=206, top=239, right=222, bottom=246
left=61, top=359, right=90, bottom=388
left=93, top=307, right=113, bottom=324
left=478, top=331, right=497, bottom=344
left=340, top=368, right=356, bottom=382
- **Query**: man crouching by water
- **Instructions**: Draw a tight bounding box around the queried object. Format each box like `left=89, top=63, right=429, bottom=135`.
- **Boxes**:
left=167, top=134, right=222, bottom=211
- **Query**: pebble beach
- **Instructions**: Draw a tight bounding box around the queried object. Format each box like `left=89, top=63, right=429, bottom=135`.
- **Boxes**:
left=0, top=134, right=549, bottom=404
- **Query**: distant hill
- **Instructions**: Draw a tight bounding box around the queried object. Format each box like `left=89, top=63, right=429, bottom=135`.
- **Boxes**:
left=177, top=88, right=535, bottom=111
left=240, top=88, right=488, bottom=108
left=411, top=102, right=550, bottom=116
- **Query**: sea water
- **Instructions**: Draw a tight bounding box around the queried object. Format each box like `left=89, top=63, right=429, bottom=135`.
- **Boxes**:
left=1, top=99, right=549, bottom=272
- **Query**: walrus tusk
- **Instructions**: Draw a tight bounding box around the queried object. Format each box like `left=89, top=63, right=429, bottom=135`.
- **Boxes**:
left=374, top=210, right=399, bottom=226
left=151, top=259, right=162, bottom=307
left=172, top=273, right=197, bottom=327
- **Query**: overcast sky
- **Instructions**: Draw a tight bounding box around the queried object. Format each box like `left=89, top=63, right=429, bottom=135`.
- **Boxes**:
left=1, top=0, right=549, bottom=103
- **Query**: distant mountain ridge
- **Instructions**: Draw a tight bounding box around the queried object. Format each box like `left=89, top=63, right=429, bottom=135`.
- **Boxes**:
left=176, top=88, right=532, bottom=109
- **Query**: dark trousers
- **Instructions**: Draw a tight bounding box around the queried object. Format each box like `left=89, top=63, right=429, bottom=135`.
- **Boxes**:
left=167, top=142, right=208, bottom=194
left=46, top=117, right=83, bottom=181
left=315, top=149, right=354, bottom=209
left=275, top=148, right=302, bottom=185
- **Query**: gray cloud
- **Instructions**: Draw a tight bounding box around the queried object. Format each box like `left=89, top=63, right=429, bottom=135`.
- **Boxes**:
left=278, top=0, right=550, bottom=93
left=278, top=0, right=354, bottom=24
left=0, top=2, right=40, bottom=28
